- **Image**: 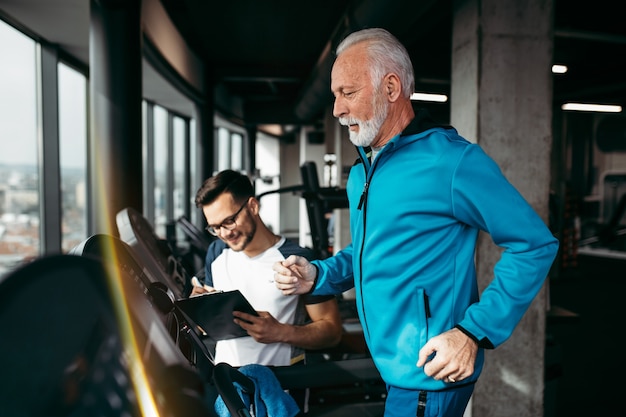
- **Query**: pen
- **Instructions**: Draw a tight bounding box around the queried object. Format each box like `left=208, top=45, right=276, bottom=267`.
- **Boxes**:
left=191, top=276, right=216, bottom=292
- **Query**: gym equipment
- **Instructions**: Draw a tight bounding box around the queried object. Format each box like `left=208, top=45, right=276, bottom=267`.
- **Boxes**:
left=0, top=253, right=214, bottom=417
left=117, top=207, right=192, bottom=299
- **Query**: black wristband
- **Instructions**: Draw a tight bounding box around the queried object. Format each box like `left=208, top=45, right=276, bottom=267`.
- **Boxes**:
left=455, top=324, right=494, bottom=349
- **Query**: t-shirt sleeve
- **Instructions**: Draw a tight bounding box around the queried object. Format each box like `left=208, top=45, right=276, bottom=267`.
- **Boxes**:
left=203, top=239, right=228, bottom=286
left=303, top=293, right=336, bottom=304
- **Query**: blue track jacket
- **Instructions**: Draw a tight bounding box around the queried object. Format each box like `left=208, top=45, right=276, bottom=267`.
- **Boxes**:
left=311, top=110, right=559, bottom=391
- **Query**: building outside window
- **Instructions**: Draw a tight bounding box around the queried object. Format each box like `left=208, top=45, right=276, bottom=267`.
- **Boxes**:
left=0, top=19, right=40, bottom=277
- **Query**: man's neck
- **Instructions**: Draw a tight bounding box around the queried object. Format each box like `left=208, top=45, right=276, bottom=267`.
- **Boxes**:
left=243, top=227, right=280, bottom=258
left=371, top=100, right=415, bottom=148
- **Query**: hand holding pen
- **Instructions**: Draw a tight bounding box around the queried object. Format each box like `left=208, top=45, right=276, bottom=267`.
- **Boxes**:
left=190, top=276, right=217, bottom=296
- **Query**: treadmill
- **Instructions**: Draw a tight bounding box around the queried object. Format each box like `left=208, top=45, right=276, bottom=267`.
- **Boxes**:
left=70, top=234, right=215, bottom=381
left=116, top=207, right=192, bottom=299
left=0, top=252, right=215, bottom=417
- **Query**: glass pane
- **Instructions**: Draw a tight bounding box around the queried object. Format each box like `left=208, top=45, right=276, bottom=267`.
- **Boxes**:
left=255, top=133, right=280, bottom=233
left=231, top=132, right=243, bottom=171
left=189, top=118, right=198, bottom=225
left=173, top=116, right=187, bottom=247
left=0, top=20, right=39, bottom=277
left=217, top=127, right=230, bottom=171
left=58, top=62, right=87, bottom=253
left=141, top=101, right=150, bottom=216
left=153, top=105, right=168, bottom=237
left=173, top=116, right=185, bottom=221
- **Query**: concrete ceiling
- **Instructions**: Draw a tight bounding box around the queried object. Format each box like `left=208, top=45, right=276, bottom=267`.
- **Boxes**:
left=1, top=0, right=625, bottom=125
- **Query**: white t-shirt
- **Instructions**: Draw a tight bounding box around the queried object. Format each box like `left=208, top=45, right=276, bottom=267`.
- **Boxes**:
left=203, top=237, right=330, bottom=366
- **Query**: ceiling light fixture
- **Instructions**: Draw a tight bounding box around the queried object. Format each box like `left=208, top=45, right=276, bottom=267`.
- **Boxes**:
left=552, top=64, right=568, bottom=74
left=561, top=103, right=622, bottom=113
left=410, top=92, right=448, bottom=103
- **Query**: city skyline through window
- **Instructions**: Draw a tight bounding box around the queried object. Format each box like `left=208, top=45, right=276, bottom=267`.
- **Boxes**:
left=0, top=19, right=40, bottom=276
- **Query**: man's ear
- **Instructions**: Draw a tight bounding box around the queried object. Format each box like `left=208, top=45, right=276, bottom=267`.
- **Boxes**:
left=248, top=197, right=260, bottom=215
left=385, top=73, right=402, bottom=102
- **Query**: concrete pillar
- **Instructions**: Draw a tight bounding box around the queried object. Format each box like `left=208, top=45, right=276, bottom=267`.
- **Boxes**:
left=450, top=0, right=554, bottom=416
left=89, top=0, right=143, bottom=235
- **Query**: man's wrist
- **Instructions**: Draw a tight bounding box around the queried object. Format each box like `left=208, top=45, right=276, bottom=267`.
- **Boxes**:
left=306, top=264, right=319, bottom=294
left=455, top=324, right=494, bottom=349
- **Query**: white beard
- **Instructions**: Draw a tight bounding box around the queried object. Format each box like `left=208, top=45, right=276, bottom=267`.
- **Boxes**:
left=339, top=91, right=389, bottom=147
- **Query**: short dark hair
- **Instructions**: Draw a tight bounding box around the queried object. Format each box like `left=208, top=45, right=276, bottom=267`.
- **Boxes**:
left=194, top=170, right=254, bottom=208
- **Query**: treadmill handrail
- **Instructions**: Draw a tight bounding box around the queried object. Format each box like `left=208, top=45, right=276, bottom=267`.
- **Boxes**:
left=256, top=184, right=306, bottom=200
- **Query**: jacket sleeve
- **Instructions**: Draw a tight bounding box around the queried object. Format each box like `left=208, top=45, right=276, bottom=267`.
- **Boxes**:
left=451, top=144, right=559, bottom=348
left=311, top=243, right=356, bottom=295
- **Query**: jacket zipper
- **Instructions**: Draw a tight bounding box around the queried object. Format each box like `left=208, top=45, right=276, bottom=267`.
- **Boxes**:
left=357, top=149, right=379, bottom=340
left=357, top=182, right=369, bottom=210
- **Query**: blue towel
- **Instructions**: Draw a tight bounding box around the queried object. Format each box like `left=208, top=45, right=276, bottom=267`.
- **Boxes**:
left=214, top=364, right=300, bottom=417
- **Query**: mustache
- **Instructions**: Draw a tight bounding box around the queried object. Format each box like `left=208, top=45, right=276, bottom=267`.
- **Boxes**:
left=339, top=117, right=360, bottom=126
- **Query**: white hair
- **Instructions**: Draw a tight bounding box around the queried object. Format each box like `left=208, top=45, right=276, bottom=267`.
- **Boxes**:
left=336, top=28, right=415, bottom=97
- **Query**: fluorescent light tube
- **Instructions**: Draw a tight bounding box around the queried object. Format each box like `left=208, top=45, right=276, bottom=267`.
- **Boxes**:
left=561, top=103, right=622, bottom=113
left=410, top=92, right=448, bottom=102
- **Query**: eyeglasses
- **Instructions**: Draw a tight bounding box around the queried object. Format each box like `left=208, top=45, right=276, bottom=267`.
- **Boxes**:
left=205, top=199, right=249, bottom=236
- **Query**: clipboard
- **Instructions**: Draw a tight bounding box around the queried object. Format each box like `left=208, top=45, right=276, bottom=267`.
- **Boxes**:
left=174, top=290, right=258, bottom=340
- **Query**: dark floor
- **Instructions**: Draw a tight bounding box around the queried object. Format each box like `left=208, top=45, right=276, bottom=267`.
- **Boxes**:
left=546, top=254, right=626, bottom=417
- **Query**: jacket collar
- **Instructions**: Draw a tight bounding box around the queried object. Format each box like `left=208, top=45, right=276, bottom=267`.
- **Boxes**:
left=401, top=106, right=452, bottom=137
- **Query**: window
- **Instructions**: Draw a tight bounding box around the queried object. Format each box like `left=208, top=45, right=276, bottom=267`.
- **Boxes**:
left=230, top=132, right=243, bottom=171
left=189, top=118, right=198, bottom=225
left=58, top=62, right=87, bottom=252
left=255, top=132, right=280, bottom=233
left=153, top=105, right=168, bottom=237
left=143, top=102, right=195, bottom=240
left=216, top=127, right=231, bottom=172
left=0, top=17, right=199, bottom=279
left=0, top=20, right=39, bottom=276
left=173, top=115, right=186, bottom=222
left=215, top=123, right=246, bottom=173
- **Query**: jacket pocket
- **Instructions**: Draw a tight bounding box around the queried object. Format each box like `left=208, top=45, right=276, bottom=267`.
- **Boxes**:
left=415, top=288, right=430, bottom=348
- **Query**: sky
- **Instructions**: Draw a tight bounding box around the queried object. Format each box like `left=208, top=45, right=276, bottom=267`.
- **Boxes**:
left=0, top=19, right=85, bottom=169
